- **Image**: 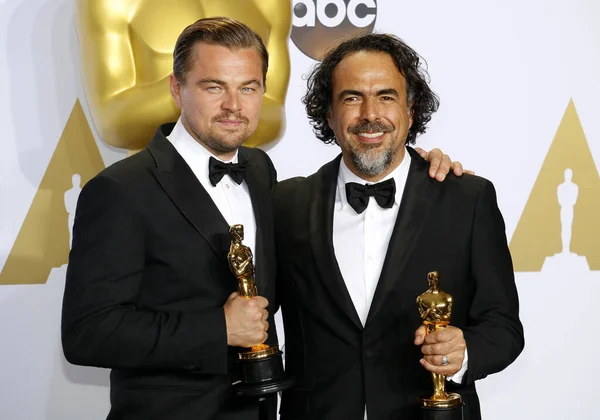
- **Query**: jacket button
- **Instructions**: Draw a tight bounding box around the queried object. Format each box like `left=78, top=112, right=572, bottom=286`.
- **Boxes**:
left=365, top=349, right=375, bottom=358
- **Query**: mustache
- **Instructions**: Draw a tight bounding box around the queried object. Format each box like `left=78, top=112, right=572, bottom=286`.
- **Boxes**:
left=212, top=113, right=249, bottom=124
left=347, top=121, right=393, bottom=135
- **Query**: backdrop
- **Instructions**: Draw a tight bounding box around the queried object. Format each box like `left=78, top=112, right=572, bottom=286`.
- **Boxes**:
left=1, top=0, right=599, bottom=419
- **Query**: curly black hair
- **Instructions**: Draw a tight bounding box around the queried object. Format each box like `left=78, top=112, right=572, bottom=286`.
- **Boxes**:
left=303, top=33, right=439, bottom=145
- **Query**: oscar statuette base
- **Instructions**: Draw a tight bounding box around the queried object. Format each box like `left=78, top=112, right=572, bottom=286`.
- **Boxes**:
left=234, top=345, right=295, bottom=397
left=421, top=393, right=464, bottom=420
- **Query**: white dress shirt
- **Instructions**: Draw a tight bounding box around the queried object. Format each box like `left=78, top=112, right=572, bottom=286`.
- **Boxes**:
left=333, top=153, right=411, bottom=326
left=332, top=152, right=467, bottom=419
left=166, top=118, right=257, bottom=261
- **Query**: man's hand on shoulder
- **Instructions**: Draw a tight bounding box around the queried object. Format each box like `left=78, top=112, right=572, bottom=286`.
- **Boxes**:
left=415, top=147, right=475, bottom=182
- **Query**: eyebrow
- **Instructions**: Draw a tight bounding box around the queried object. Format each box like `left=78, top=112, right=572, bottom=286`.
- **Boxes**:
left=337, top=88, right=400, bottom=101
left=377, top=88, right=399, bottom=97
left=197, top=78, right=226, bottom=86
left=337, top=89, right=364, bottom=101
left=197, top=78, right=263, bottom=88
left=241, top=79, right=263, bottom=88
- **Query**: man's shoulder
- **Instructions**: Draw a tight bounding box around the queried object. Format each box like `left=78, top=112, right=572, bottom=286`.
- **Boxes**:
left=407, top=147, right=492, bottom=195
left=239, top=146, right=277, bottom=185
left=274, top=168, right=323, bottom=197
left=92, top=148, right=155, bottom=187
left=240, top=145, right=270, bottom=163
left=273, top=176, right=308, bottom=206
left=436, top=172, right=499, bottom=209
left=276, top=174, right=310, bottom=189
left=439, top=172, right=493, bottom=194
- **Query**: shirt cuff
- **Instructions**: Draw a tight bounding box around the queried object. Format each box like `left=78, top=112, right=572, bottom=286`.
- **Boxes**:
left=446, top=347, right=468, bottom=385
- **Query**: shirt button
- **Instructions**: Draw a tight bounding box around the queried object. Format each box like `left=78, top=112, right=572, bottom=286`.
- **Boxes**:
left=368, top=255, right=375, bottom=261
left=225, top=184, right=231, bottom=189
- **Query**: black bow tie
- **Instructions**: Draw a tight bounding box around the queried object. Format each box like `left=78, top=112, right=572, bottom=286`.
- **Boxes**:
left=208, top=156, right=247, bottom=186
left=345, top=178, right=396, bottom=214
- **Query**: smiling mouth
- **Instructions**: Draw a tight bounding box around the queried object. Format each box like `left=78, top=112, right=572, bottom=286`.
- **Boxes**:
left=356, top=131, right=385, bottom=143
left=357, top=132, right=384, bottom=138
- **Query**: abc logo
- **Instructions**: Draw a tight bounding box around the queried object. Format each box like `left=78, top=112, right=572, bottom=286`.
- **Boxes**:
left=291, top=0, right=378, bottom=60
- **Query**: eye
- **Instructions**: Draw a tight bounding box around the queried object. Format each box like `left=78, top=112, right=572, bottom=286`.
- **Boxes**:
left=343, top=96, right=359, bottom=103
left=206, top=86, right=222, bottom=93
left=241, top=87, right=256, bottom=93
left=381, top=96, right=395, bottom=101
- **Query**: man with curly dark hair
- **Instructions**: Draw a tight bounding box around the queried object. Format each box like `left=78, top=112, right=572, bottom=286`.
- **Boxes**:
left=273, top=33, right=524, bottom=420
left=303, top=33, right=439, bottom=148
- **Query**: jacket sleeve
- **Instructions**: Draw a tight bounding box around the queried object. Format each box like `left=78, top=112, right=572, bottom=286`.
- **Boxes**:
left=61, top=174, right=228, bottom=374
left=462, top=179, right=525, bottom=384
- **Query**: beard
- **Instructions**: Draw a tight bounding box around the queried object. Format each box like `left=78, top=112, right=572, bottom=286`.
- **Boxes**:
left=348, top=142, right=394, bottom=176
left=201, top=129, right=249, bottom=154
left=184, top=112, right=252, bottom=155
left=345, top=120, right=395, bottom=176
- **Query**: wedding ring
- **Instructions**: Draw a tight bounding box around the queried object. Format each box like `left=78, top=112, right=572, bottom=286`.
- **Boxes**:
left=441, top=355, right=449, bottom=366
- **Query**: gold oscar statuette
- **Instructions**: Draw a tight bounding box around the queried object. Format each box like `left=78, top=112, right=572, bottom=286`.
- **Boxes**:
left=227, top=224, right=293, bottom=396
left=416, top=272, right=464, bottom=420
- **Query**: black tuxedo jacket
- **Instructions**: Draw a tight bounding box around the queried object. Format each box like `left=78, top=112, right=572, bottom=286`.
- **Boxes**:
left=273, top=148, right=524, bottom=420
left=62, top=124, right=278, bottom=420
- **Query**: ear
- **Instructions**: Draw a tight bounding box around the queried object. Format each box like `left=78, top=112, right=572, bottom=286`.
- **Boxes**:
left=170, top=73, right=183, bottom=109
left=326, top=108, right=333, bottom=130
left=408, top=102, right=414, bottom=130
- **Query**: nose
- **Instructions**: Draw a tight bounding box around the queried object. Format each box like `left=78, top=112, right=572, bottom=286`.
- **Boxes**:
left=221, top=90, right=241, bottom=113
left=359, top=97, right=379, bottom=121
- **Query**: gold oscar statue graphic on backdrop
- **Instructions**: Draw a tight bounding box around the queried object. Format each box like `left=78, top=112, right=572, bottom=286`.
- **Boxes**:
left=510, top=99, right=600, bottom=272
left=0, top=101, right=105, bottom=285
left=417, top=272, right=464, bottom=420
left=541, top=168, right=590, bottom=271
left=227, top=224, right=293, bottom=396
left=75, top=0, right=291, bottom=151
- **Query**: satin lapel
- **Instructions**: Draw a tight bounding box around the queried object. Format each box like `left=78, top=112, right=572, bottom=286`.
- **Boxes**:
left=238, top=147, right=271, bottom=292
left=310, top=156, right=363, bottom=330
left=148, top=127, right=230, bottom=260
left=365, top=148, right=440, bottom=327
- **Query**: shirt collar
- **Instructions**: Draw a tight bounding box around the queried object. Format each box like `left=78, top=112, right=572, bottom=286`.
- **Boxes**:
left=336, top=149, right=412, bottom=211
